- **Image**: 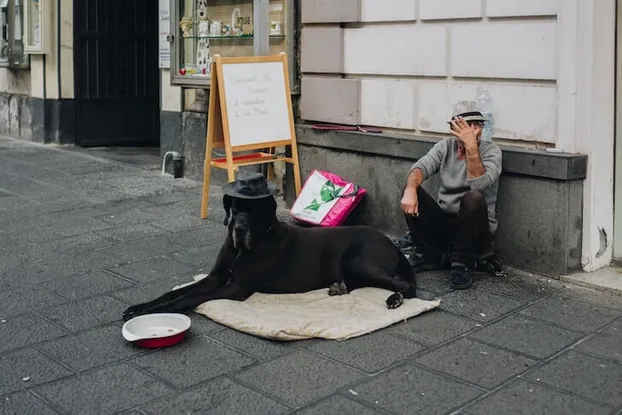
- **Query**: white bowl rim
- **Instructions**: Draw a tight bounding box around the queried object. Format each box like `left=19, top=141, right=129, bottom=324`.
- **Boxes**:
left=121, top=313, right=192, bottom=342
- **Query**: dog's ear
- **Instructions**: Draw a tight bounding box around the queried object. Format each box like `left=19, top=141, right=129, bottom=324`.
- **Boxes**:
left=223, top=195, right=233, bottom=226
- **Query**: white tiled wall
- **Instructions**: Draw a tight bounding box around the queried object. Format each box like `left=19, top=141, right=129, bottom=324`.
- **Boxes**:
left=450, top=21, right=557, bottom=80
left=301, top=0, right=360, bottom=23
left=486, top=0, right=558, bottom=18
left=419, top=0, right=482, bottom=20
left=360, top=79, right=416, bottom=130
left=416, top=82, right=557, bottom=142
left=343, top=25, right=447, bottom=76
left=356, top=80, right=557, bottom=143
left=301, top=77, right=361, bottom=125
left=301, top=27, right=344, bottom=73
left=301, top=0, right=561, bottom=143
left=361, top=0, right=416, bottom=22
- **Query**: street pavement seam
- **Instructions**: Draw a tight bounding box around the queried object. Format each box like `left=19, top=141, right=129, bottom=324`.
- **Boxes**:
left=454, top=320, right=622, bottom=413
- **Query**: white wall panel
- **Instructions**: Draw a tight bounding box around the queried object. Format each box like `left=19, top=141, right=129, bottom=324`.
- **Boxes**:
left=301, top=76, right=361, bottom=125
left=487, top=0, right=558, bottom=17
left=344, top=24, right=446, bottom=76
left=451, top=21, right=557, bottom=80
left=301, top=0, right=360, bottom=23
left=418, top=82, right=557, bottom=142
left=420, top=0, right=482, bottom=20
left=301, top=27, right=344, bottom=73
left=360, top=79, right=416, bottom=129
left=361, top=0, right=416, bottom=22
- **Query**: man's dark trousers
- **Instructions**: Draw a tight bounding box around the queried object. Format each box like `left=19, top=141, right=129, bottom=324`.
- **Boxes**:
left=405, top=186, right=491, bottom=268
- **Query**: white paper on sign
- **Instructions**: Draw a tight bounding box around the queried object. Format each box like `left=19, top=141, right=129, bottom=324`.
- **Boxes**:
left=221, top=62, right=291, bottom=148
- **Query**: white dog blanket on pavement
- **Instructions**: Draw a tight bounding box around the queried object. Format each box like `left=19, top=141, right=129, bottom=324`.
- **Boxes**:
left=173, top=274, right=441, bottom=341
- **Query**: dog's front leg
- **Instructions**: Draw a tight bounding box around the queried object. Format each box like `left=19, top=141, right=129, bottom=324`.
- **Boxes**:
left=122, top=272, right=227, bottom=321
left=131, top=279, right=252, bottom=315
left=122, top=237, right=238, bottom=321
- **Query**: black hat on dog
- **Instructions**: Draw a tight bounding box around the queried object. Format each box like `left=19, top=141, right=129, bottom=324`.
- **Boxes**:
left=221, top=172, right=277, bottom=199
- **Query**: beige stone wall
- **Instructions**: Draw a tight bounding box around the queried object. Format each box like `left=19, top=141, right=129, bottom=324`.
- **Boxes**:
left=0, top=69, right=30, bottom=94
left=299, top=0, right=560, bottom=146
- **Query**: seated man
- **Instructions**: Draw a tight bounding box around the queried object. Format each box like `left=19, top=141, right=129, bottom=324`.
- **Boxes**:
left=400, top=101, right=502, bottom=289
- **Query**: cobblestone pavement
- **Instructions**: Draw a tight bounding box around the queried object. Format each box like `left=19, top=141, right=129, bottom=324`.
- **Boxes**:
left=1, top=137, right=621, bottom=415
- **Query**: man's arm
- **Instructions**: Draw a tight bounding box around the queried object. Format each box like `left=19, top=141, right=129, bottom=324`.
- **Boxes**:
left=464, top=146, right=487, bottom=180
left=465, top=144, right=502, bottom=192
left=405, top=167, right=424, bottom=191
left=406, top=138, right=448, bottom=189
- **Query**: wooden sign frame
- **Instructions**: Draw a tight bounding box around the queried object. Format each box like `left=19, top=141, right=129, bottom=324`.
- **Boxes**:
left=200, top=53, right=302, bottom=219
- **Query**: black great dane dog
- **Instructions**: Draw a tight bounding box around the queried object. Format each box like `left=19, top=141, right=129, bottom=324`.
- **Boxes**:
left=122, top=173, right=418, bottom=321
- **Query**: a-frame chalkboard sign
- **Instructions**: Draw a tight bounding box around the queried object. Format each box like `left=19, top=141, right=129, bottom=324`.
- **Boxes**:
left=200, top=53, right=302, bottom=219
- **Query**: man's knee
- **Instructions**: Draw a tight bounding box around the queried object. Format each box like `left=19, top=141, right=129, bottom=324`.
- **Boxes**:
left=460, top=190, right=486, bottom=212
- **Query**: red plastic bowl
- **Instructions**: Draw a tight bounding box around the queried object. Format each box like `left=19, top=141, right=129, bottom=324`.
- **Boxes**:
left=121, top=313, right=192, bottom=348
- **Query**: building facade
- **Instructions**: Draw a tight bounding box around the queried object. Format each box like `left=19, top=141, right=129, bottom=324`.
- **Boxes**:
left=291, top=0, right=617, bottom=278
left=0, top=0, right=619, bottom=278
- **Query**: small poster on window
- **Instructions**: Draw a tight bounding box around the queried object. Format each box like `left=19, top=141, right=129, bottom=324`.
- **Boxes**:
left=158, top=0, right=170, bottom=68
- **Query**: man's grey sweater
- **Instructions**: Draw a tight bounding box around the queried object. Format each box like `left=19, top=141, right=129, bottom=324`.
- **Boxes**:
left=410, top=137, right=503, bottom=234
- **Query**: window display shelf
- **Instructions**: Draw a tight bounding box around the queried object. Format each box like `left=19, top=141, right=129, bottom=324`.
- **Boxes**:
left=181, top=34, right=284, bottom=39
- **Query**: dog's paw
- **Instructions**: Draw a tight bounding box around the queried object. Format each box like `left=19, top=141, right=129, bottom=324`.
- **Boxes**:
left=386, top=292, right=404, bottom=309
left=328, top=282, right=348, bottom=296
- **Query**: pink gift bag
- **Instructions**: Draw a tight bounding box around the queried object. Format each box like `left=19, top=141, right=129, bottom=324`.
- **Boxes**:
left=290, top=170, right=367, bottom=227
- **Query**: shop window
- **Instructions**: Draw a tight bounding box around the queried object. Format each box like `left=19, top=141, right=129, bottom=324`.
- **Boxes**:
left=0, top=0, right=29, bottom=68
left=167, top=0, right=295, bottom=89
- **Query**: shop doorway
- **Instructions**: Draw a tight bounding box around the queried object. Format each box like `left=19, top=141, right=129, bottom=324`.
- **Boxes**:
left=73, top=0, right=160, bottom=147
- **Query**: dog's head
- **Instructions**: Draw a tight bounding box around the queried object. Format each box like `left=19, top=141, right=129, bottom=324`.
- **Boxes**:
left=223, top=194, right=277, bottom=250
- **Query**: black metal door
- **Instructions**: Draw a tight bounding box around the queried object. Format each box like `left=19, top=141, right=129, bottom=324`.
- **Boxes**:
left=73, top=0, right=160, bottom=147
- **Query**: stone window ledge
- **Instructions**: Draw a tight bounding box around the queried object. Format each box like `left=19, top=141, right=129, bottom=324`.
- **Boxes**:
left=295, top=124, right=587, bottom=181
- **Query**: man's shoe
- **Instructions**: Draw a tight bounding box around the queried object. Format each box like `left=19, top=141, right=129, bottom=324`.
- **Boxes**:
left=473, top=240, right=506, bottom=278
left=450, top=263, right=473, bottom=289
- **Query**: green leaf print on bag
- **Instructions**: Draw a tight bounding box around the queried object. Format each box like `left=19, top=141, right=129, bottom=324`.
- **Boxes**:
left=304, top=199, right=322, bottom=211
left=304, top=180, right=343, bottom=211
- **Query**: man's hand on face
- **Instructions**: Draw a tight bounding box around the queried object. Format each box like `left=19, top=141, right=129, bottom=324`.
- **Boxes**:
left=400, top=187, right=419, bottom=216
left=450, top=117, right=481, bottom=150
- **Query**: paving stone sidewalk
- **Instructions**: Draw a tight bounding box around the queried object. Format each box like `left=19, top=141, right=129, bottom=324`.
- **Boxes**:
left=0, top=136, right=621, bottom=415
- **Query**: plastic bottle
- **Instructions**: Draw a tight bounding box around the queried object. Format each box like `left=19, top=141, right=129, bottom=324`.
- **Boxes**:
left=476, top=86, right=494, bottom=142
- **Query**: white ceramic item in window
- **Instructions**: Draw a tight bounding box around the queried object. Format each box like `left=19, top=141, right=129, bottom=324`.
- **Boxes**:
left=197, top=19, right=209, bottom=37
left=196, top=38, right=210, bottom=75
left=209, top=20, right=221, bottom=37
left=230, top=8, right=241, bottom=35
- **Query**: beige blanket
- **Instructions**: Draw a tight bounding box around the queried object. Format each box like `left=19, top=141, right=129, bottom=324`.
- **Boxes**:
left=174, top=274, right=441, bottom=341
